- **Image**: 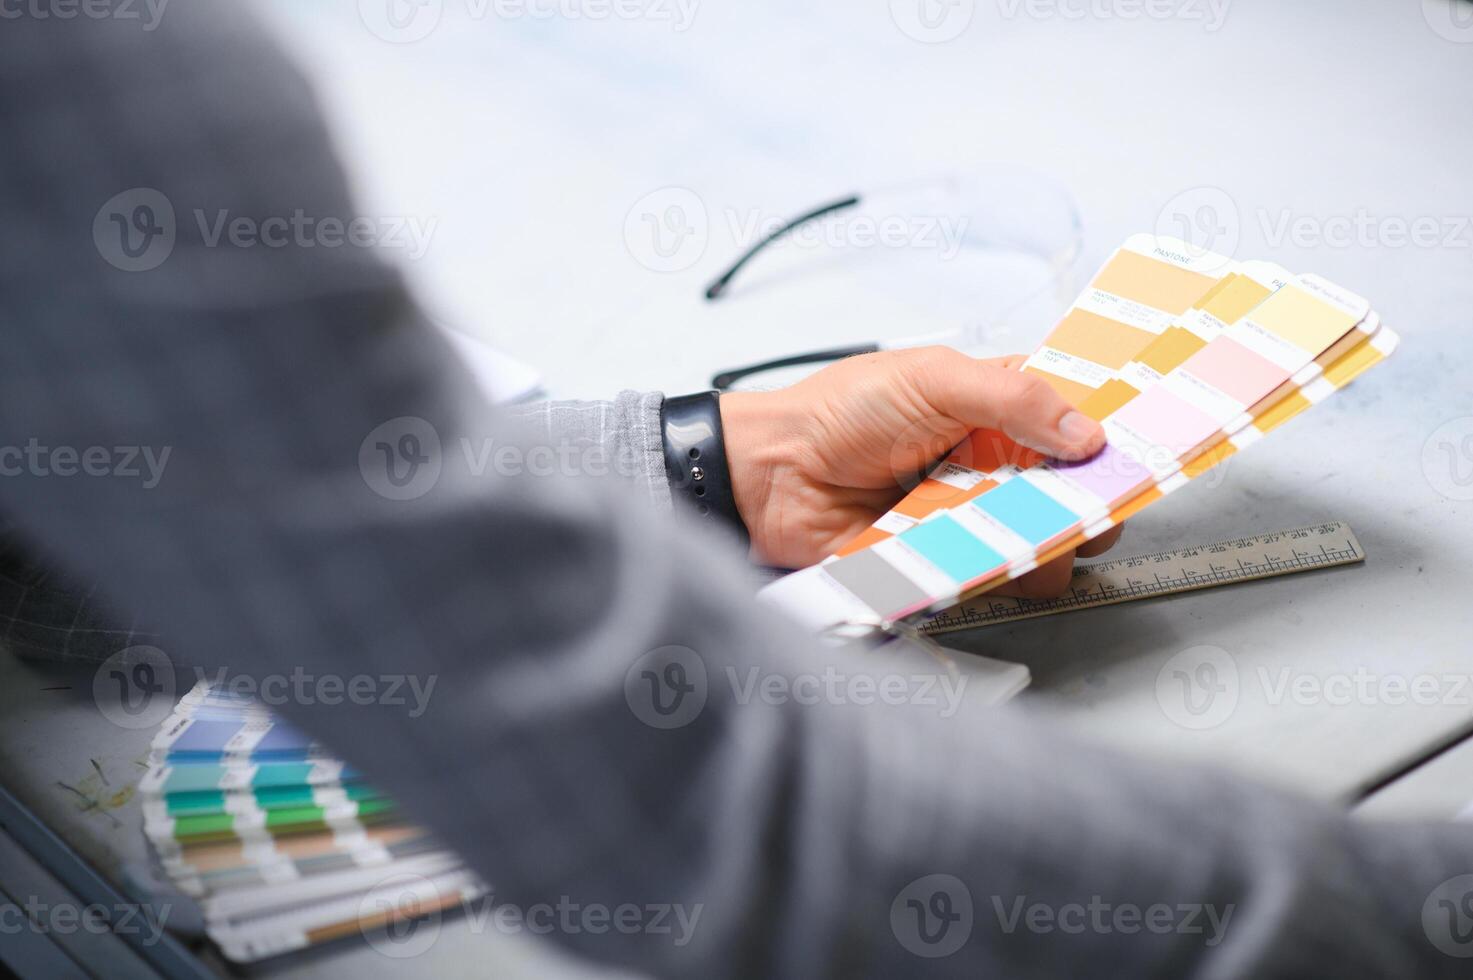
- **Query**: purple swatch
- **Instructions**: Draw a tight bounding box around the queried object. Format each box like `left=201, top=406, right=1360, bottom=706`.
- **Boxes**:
left=1050, top=443, right=1152, bottom=506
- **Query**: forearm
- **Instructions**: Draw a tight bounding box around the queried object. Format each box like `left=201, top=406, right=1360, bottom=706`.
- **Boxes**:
left=508, top=390, right=775, bottom=552
left=506, top=391, right=672, bottom=511
left=506, top=390, right=775, bottom=531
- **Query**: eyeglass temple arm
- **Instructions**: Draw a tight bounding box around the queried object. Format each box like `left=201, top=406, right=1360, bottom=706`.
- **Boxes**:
left=703, top=194, right=862, bottom=301
left=711, top=343, right=881, bottom=391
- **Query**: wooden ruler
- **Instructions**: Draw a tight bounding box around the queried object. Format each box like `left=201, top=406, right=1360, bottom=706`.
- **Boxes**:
left=920, top=521, right=1364, bottom=635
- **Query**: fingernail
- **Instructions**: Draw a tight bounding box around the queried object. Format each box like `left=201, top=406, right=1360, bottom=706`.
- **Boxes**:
left=1058, top=411, right=1102, bottom=445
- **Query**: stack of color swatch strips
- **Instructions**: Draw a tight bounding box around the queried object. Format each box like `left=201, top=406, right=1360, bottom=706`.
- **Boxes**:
left=760, top=234, right=1398, bottom=635
left=141, top=681, right=485, bottom=963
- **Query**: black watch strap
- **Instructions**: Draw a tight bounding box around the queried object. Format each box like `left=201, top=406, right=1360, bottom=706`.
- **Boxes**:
left=660, top=391, right=749, bottom=548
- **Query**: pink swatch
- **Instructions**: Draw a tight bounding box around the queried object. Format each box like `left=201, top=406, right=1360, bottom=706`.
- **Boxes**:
left=1111, top=386, right=1221, bottom=456
left=1179, top=337, right=1288, bottom=406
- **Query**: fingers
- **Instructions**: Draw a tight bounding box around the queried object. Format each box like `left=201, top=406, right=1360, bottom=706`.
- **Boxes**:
left=906, top=347, right=1105, bottom=461
left=1076, top=522, right=1125, bottom=558
left=992, top=552, right=1076, bottom=598
left=990, top=524, right=1126, bottom=597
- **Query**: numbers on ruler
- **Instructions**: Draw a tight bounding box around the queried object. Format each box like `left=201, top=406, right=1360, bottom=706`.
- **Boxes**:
left=923, top=524, right=1359, bottom=633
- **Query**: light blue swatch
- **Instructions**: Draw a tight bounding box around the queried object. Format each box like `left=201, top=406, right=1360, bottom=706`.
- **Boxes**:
left=973, top=478, right=1080, bottom=546
left=899, top=515, right=1006, bottom=583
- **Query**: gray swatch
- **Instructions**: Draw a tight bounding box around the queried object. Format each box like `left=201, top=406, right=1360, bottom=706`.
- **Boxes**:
left=824, top=550, right=929, bottom=616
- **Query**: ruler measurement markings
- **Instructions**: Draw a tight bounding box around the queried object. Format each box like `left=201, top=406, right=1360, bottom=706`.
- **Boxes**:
left=920, top=522, right=1364, bottom=634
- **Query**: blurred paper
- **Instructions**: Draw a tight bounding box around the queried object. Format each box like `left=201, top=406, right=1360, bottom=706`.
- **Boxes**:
left=433, top=323, right=545, bottom=404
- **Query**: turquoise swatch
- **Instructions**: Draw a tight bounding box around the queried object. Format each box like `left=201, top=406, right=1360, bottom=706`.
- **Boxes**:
left=160, top=764, right=226, bottom=794
left=899, top=515, right=1006, bottom=583
left=251, top=762, right=314, bottom=789
left=973, top=478, right=1080, bottom=545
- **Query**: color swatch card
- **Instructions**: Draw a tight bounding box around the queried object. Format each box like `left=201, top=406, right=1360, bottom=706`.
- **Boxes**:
left=837, top=252, right=1292, bottom=555
left=140, top=760, right=363, bottom=795
left=141, top=680, right=484, bottom=964
left=758, top=236, right=1398, bottom=637
left=1021, top=233, right=1229, bottom=405
left=150, top=714, right=323, bottom=764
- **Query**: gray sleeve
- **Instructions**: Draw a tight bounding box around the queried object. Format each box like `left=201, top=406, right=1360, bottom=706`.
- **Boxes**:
left=506, top=392, right=673, bottom=511
left=0, top=8, right=1469, bottom=980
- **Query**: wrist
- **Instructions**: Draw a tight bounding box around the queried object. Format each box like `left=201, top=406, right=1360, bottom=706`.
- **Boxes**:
left=719, top=389, right=806, bottom=556
left=660, top=391, right=750, bottom=548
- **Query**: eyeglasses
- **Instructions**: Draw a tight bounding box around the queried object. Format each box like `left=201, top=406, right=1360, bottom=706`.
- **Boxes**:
left=704, top=172, right=1083, bottom=390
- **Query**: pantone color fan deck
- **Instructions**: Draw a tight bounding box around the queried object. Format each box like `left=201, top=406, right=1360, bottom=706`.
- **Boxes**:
left=141, top=682, right=483, bottom=962
left=759, top=235, right=1398, bottom=633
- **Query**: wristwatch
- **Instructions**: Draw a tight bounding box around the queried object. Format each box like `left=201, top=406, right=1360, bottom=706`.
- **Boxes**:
left=660, top=391, right=749, bottom=548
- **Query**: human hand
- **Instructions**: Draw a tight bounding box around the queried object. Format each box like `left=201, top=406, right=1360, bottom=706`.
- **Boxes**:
left=719, top=347, right=1124, bottom=596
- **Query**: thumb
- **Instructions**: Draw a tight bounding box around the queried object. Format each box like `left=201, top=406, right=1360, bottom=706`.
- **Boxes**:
left=907, top=348, right=1106, bottom=460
